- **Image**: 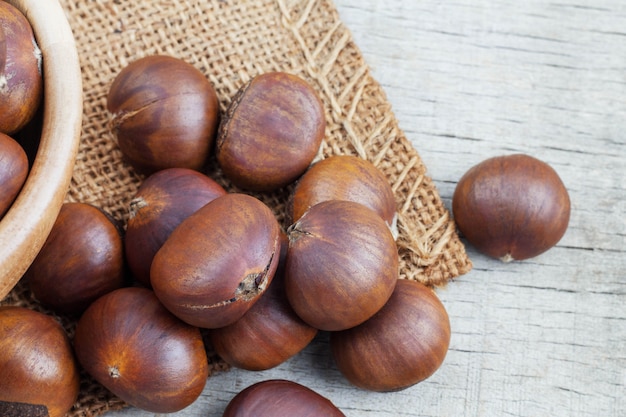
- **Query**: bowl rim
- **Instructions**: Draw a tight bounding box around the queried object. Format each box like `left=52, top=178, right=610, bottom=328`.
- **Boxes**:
left=0, top=0, right=82, bottom=300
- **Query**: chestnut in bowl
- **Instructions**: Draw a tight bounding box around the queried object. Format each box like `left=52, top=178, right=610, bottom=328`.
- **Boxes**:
left=0, top=1, right=43, bottom=134
left=217, top=72, right=325, bottom=191
left=210, top=233, right=318, bottom=371
left=223, top=379, right=345, bottom=417
left=73, top=287, right=209, bottom=413
left=107, top=55, right=219, bottom=174
left=151, top=193, right=282, bottom=329
left=0, top=132, right=28, bottom=218
left=452, top=153, right=571, bottom=261
left=0, top=0, right=82, bottom=302
left=330, top=279, right=451, bottom=392
left=0, top=306, right=80, bottom=417
left=285, top=200, right=398, bottom=331
left=290, top=154, right=397, bottom=230
left=125, top=167, right=226, bottom=287
left=25, top=202, right=126, bottom=315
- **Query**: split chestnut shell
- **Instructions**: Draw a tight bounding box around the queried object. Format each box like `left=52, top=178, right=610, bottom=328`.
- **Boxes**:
left=151, top=193, right=282, bottom=328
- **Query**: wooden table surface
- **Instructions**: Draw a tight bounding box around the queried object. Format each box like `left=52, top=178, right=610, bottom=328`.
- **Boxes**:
left=109, top=1, right=625, bottom=416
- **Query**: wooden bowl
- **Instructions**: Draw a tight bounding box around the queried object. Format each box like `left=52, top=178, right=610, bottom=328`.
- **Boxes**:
left=0, top=0, right=82, bottom=300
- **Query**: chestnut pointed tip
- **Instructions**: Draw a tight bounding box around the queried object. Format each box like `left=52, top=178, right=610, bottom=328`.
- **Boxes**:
left=499, top=253, right=515, bottom=263
left=128, top=196, right=148, bottom=219
left=108, top=365, right=121, bottom=379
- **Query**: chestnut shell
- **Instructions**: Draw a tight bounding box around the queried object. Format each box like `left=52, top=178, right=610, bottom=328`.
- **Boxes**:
left=222, top=379, right=345, bottom=417
left=216, top=72, right=325, bottom=191
left=25, top=202, right=126, bottom=315
left=107, top=55, right=219, bottom=174
left=0, top=306, right=80, bottom=417
left=452, top=154, right=571, bottom=261
left=331, top=279, right=451, bottom=392
left=0, top=2, right=43, bottom=135
left=73, top=287, right=209, bottom=413
left=285, top=200, right=398, bottom=331
left=290, top=155, right=397, bottom=228
left=0, top=132, right=28, bottom=218
left=210, top=233, right=318, bottom=371
left=125, top=167, right=226, bottom=287
left=151, top=193, right=282, bottom=329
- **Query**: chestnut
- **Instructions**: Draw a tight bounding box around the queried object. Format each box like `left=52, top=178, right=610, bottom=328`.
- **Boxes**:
left=0, top=306, right=80, bottom=417
left=210, top=233, right=318, bottom=371
left=0, top=132, right=28, bottom=218
left=151, top=193, right=282, bottom=328
left=290, top=155, right=397, bottom=229
left=125, top=167, right=226, bottom=287
left=25, top=202, right=126, bottom=316
left=107, top=55, right=219, bottom=174
left=0, top=2, right=43, bottom=134
left=73, top=287, right=209, bottom=413
left=222, top=379, right=345, bottom=417
left=330, top=279, right=451, bottom=392
left=285, top=200, right=398, bottom=331
left=217, top=72, right=325, bottom=191
left=452, top=154, right=571, bottom=261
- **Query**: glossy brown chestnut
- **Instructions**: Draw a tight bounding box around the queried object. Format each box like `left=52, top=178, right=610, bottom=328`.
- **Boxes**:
left=0, top=306, right=80, bottom=417
left=125, top=167, right=227, bottom=287
left=151, top=193, right=282, bottom=328
left=0, top=2, right=43, bottom=134
left=290, top=155, right=397, bottom=228
left=331, top=279, right=451, bottom=392
left=217, top=72, right=325, bottom=191
left=25, top=202, right=126, bottom=315
left=73, top=287, right=209, bottom=413
left=0, top=132, right=28, bottom=218
left=210, top=233, right=318, bottom=371
left=222, top=379, right=345, bottom=417
left=285, top=200, right=398, bottom=331
left=452, top=154, right=571, bottom=261
left=107, top=55, right=219, bottom=174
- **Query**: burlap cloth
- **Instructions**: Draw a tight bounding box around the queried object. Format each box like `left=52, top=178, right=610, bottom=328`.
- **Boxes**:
left=4, top=0, right=472, bottom=415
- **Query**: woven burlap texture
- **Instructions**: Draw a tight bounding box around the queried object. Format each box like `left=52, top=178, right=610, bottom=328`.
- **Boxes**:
left=5, top=0, right=472, bottom=415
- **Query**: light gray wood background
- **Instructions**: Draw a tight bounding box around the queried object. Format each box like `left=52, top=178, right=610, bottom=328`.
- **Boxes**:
left=109, top=0, right=625, bottom=416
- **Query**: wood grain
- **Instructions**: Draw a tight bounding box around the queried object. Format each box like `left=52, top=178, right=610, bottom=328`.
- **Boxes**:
left=108, top=0, right=625, bottom=416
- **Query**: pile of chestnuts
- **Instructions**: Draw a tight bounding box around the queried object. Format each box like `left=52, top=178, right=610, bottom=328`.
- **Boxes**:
left=1, top=46, right=571, bottom=416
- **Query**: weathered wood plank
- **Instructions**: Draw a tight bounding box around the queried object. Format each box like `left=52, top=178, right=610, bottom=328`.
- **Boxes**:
left=108, top=1, right=625, bottom=416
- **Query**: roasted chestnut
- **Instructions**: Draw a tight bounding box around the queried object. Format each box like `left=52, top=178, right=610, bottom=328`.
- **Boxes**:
left=0, top=2, right=43, bottom=134
left=210, top=233, right=318, bottom=371
left=73, top=287, right=209, bottom=413
left=290, top=154, right=397, bottom=228
left=222, top=379, right=345, bottom=417
left=0, top=132, right=28, bottom=218
left=25, top=202, right=126, bottom=316
left=125, top=167, right=226, bottom=287
left=0, top=306, right=80, bottom=417
left=330, top=279, right=451, bottom=392
left=107, top=55, right=219, bottom=174
left=151, top=193, right=282, bottom=328
left=286, top=200, right=398, bottom=331
left=452, top=154, right=571, bottom=261
left=217, top=72, right=325, bottom=191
